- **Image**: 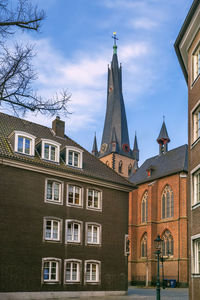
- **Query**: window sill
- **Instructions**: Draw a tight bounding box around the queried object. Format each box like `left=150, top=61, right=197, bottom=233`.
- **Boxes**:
left=191, top=273, right=200, bottom=277
left=86, top=206, right=102, bottom=212
left=45, top=199, right=63, bottom=205
left=191, top=136, right=200, bottom=149
left=67, top=203, right=83, bottom=209
left=191, top=73, right=200, bottom=88
left=192, top=202, right=200, bottom=210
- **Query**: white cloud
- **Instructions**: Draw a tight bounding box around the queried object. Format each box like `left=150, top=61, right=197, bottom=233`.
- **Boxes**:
left=129, top=18, right=157, bottom=30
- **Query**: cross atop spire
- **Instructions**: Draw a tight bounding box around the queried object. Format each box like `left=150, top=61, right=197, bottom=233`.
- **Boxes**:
left=112, top=32, right=118, bottom=54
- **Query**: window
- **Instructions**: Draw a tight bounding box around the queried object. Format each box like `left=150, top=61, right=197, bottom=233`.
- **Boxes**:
left=87, top=189, right=102, bottom=210
left=141, top=233, right=147, bottom=258
left=85, top=261, right=100, bottom=283
left=162, top=230, right=174, bottom=257
left=193, top=46, right=200, bottom=82
left=66, top=220, right=82, bottom=243
left=118, top=161, right=123, bottom=173
left=161, top=185, right=174, bottom=219
left=42, top=258, right=60, bottom=283
left=128, top=164, right=132, bottom=177
left=65, top=259, right=81, bottom=283
left=141, top=191, right=148, bottom=223
left=86, top=223, right=101, bottom=245
left=67, top=184, right=82, bottom=207
left=193, top=106, right=200, bottom=142
left=193, top=170, right=200, bottom=206
left=41, top=139, right=60, bottom=163
left=45, top=179, right=62, bottom=204
left=44, top=218, right=61, bottom=242
left=13, top=131, right=35, bottom=156
left=65, top=146, right=83, bottom=168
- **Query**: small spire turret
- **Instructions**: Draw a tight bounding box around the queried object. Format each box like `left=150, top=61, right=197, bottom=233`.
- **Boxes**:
left=92, top=133, right=98, bottom=157
left=133, top=132, right=139, bottom=162
left=157, top=119, right=170, bottom=154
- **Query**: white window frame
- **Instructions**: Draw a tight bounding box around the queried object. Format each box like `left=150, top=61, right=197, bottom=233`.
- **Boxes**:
left=85, top=223, right=101, bottom=246
left=66, top=184, right=83, bottom=208
left=192, top=168, right=200, bottom=207
left=14, top=131, right=36, bottom=156
left=64, top=259, right=81, bottom=284
left=45, top=179, right=63, bottom=205
left=191, top=234, right=200, bottom=276
left=43, top=217, right=62, bottom=242
left=85, top=260, right=100, bottom=284
left=191, top=101, right=200, bottom=146
left=41, top=139, right=61, bottom=163
left=42, top=258, right=61, bottom=283
left=193, top=45, right=200, bottom=83
left=65, top=220, right=82, bottom=244
left=65, top=146, right=83, bottom=168
left=86, top=188, right=102, bottom=211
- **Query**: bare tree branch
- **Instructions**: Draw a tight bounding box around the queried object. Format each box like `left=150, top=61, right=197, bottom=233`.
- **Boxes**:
left=0, top=0, right=71, bottom=116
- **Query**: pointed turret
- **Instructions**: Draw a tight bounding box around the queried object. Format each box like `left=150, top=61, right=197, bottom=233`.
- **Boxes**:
left=133, top=133, right=139, bottom=162
left=100, top=33, right=131, bottom=158
left=157, top=119, right=170, bottom=154
left=92, top=133, right=98, bottom=157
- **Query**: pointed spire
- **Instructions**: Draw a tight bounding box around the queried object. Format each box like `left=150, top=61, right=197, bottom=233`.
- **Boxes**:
left=157, top=119, right=170, bottom=154
left=92, top=133, right=98, bottom=157
left=133, top=132, right=139, bottom=162
left=100, top=34, right=131, bottom=158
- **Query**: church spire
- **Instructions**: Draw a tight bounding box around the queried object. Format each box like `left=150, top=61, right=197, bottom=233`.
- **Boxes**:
left=92, top=133, right=98, bottom=157
left=100, top=34, right=132, bottom=159
left=157, top=118, right=170, bottom=154
left=133, top=132, right=139, bottom=162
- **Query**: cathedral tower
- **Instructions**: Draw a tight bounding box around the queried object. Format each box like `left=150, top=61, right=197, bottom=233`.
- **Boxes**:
left=92, top=34, right=139, bottom=178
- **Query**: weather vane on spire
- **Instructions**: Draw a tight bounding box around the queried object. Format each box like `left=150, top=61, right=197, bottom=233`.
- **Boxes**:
left=112, top=32, right=118, bottom=54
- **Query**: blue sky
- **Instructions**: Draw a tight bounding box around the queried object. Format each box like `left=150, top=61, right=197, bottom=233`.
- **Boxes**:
left=2, top=0, right=193, bottom=165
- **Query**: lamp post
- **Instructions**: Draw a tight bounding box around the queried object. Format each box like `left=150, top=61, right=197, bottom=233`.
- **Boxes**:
left=154, top=235, right=162, bottom=300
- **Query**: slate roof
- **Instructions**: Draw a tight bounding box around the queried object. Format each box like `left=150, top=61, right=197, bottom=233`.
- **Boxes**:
left=0, top=112, right=133, bottom=188
left=129, top=145, right=188, bottom=185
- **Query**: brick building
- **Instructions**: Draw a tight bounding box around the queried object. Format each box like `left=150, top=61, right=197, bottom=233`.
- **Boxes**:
left=128, top=121, right=188, bottom=287
left=91, top=34, right=139, bottom=178
left=175, top=0, right=200, bottom=298
left=0, top=112, right=133, bottom=298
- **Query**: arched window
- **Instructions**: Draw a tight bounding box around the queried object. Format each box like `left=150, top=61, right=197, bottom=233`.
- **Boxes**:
left=118, top=161, right=123, bottom=173
left=141, top=191, right=148, bottom=223
left=128, top=164, right=132, bottom=176
left=162, top=230, right=174, bottom=256
left=141, top=233, right=147, bottom=258
left=161, top=185, right=174, bottom=219
left=106, top=161, right=110, bottom=167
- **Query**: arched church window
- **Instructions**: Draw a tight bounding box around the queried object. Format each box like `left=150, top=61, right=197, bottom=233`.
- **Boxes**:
left=128, top=164, right=132, bottom=176
left=141, top=191, right=148, bottom=223
left=162, top=230, right=174, bottom=256
left=161, top=185, right=174, bottom=219
left=106, top=161, right=109, bottom=167
left=118, top=161, right=123, bottom=173
left=141, top=233, right=147, bottom=258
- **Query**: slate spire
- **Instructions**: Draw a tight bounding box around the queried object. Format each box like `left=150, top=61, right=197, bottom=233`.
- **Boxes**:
left=133, top=132, right=139, bottom=162
left=157, top=118, right=170, bottom=154
left=92, top=133, right=98, bottom=157
left=99, top=34, right=131, bottom=158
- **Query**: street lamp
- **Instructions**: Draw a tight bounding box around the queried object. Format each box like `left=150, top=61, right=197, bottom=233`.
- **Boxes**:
left=154, top=235, right=162, bottom=300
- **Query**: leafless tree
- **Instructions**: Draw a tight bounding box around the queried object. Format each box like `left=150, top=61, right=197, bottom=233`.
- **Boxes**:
left=0, top=0, right=71, bottom=116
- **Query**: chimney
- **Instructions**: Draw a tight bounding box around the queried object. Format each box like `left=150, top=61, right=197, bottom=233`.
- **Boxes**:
left=52, top=116, right=65, bottom=138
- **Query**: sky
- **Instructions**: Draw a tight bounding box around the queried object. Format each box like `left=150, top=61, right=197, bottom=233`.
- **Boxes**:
left=1, top=0, right=194, bottom=165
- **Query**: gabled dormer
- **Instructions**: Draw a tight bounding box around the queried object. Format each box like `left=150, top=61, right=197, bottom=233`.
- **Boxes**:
left=61, top=146, right=83, bottom=169
left=37, top=139, right=61, bottom=163
left=10, top=131, right=36, bottom=156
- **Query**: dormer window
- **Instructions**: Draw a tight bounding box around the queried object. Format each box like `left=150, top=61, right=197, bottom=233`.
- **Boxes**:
left=65, top=147, right=83, bottom=168
left=41, top=139, right=60, bottom=163
left=14, top=131, right=36, bottom=156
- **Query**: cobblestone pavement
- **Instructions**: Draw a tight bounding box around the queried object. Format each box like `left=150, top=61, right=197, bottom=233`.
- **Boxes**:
left=50, top=287, right=189, bottom=300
